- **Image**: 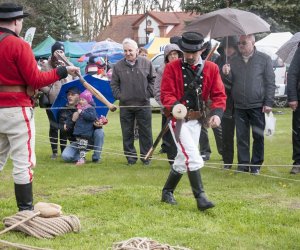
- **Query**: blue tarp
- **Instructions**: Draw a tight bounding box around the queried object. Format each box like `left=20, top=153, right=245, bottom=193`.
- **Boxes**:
left=51, top=75, right=115, bottom=121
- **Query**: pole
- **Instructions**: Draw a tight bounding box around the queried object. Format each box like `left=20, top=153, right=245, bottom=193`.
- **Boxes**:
left=145, top=12, right=148, bottom=44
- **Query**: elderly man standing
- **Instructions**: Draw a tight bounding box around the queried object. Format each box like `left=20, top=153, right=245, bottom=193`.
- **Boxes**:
left=110, top=38, right=155, bottom=165
left=0, top=2, right=79, bottom=211
left=223, top=34, right=275, bottom=175
left=160, top=32, right=226, bottom=211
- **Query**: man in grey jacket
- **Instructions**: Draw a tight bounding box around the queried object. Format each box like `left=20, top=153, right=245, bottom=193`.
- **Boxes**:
left=223, top=34, right=275, bottom=174
left=110, top=38, right=155, bottom=165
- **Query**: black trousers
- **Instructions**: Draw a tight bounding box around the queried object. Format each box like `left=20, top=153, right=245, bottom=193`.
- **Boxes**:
left=221, top=116, right=235, bottom=167
left=46, top=108, right=67, bottom=154
left=199, top=126, right=223, bottom=157
left=120, top=107, right=153, bottom=163
left=235, top=108, right=265, bottom=172
left=161, top=114, right=177, bottom=164
left=292, top=106, right=300, bottom=165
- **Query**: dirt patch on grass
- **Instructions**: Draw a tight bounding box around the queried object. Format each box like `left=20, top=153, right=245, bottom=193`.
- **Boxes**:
left=63, top=185, right=113, bottom=195
left=289, top=201, right=300, bottom=209
left=82, top=185, right=113, bottom=194
left=248, top=193, right=300, bottom=209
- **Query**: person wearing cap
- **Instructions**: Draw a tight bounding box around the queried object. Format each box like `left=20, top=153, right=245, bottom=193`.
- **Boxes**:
left=160, top=31, right=226, bottom=211
left=59, top=87, right=106, bottom=164
left=222, top=34, right=275, bottom=175
left=154, top=43, right=183, bottom=165
left=40, top=41, right=73, bottom=160
left=85, top=55, right=109, bottom=76
left=0, top=2, right=79, bottom=211
left=71, top=90, right=97, bottom=165
left=110, top=38, right=155, bottom=166
left=58, top=87, right=82, bottom=143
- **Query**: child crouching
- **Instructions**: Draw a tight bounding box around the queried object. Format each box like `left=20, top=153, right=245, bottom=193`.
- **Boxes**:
left=72, top=90, right=97, bottom=165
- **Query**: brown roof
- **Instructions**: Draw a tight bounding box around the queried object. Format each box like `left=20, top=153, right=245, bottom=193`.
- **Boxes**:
left=166, top=12, right=199, bottom=37
left=96, top=11, right=199, bottom=43
left=97, top=14, right=143, bottom=43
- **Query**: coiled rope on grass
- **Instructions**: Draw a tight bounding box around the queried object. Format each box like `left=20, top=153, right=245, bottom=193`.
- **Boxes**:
left=112, top=237, right=191, bottom=250
left=3, top=210, right=81, bottom=239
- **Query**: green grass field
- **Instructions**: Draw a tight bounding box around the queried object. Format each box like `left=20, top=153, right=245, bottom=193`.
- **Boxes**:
left=0, top=107, right=299, bottom=250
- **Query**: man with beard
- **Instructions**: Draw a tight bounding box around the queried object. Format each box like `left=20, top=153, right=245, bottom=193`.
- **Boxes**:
left=160, top=32, right=226, bottom=211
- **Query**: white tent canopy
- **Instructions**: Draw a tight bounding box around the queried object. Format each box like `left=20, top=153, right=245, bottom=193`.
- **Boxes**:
left=255, top=32, right=293, bottom=60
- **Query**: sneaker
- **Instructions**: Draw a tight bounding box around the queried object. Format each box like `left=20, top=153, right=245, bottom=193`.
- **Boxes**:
left=250, top=169, right=260, bottom=176
left=51, top=153, right=58, bottom=160
left=127, top=161, right=136, bottom=166
left=290, top=166, right=300, bottom=174
left=223, top=165, right=231, bottom=170
left=142, top=160, right=151, bottom=166
left=201, top=154, right=210, bottom=161
left=76, top=158, right=85, bottom=166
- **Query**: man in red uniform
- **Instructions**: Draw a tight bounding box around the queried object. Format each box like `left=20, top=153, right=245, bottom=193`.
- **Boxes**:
left=0, top=2, right=79, bottom=211
left=160, top=32, right=226, bottom=211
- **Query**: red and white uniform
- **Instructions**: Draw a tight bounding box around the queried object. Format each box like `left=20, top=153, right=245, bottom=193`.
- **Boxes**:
left=161, top=59, right=226, bottom=173
left=0, top=28, right=63, bottom=184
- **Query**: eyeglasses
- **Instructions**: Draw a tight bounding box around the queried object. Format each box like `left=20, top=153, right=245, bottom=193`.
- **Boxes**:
left=238, top=41, right=248, bottom=46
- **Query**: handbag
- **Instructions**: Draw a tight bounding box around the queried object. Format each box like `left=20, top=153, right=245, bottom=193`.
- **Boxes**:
left=38, top=84, right=53, bottom=108
left=38, top=91, right=50, bottom=108
left=265, top=111, right=276, bottom=136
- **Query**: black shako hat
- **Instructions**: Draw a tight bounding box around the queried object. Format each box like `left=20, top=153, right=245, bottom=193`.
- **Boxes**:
left=178, top=32, right=205, bottom=53
left=0, top=3, right=29, bottom=20
left=51, top=41, right=65, bottom=55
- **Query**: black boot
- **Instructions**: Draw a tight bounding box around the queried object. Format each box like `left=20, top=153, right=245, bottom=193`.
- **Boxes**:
left=187, top=170, right=215, bottom=211
left=14, top=183, right=34, bottom=211
left=161, top=169, right=183, bottom=205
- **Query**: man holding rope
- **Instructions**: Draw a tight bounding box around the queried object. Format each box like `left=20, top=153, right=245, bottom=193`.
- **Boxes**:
left=0, top=2, right=79, bottom=211
left=160, top=32, right=226, bottom=211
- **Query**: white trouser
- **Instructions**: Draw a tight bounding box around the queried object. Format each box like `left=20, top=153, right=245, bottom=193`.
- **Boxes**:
left=169, top=119, right=204, bottom=173
left=0, top=107, right=35, bottom=184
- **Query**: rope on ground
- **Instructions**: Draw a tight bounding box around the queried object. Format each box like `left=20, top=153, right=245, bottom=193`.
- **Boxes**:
left=0, top=238, right=52, bottom=250
left=3, top=210, right=81, bottom=239
left=112, top=237, right=191, bottom=250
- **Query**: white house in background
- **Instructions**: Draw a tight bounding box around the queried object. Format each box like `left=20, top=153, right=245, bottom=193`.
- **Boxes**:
left=97, top=11, right=199, bottom=46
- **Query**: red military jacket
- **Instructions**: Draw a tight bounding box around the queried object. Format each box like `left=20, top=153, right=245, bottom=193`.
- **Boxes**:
left=161, top=59, right=226, bottom=118
left=0, top=29, right=61, bottom=107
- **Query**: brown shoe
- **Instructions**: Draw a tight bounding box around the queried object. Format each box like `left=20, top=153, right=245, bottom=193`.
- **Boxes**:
left=290, top=166, right=300, bottom=174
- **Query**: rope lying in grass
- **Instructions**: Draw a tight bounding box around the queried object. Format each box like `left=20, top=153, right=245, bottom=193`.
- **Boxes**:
left=0, top=238, right=52, bottom=250
left=112, top=237, right=191, bottom=250
left=3, top=211, right=81, bottom=239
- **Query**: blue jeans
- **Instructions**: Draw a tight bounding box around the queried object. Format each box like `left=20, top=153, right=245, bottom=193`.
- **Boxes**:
left=62, top=128, right=104, bottom=162
left=235, top=108, right=265, bottom=172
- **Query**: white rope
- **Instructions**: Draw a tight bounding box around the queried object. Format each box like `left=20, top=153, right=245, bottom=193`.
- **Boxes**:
left=3, top=211, right=81, bottom=239
left=111, top=237, right=191, bottom=250
left=34, top=132, right=300, bottom=183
